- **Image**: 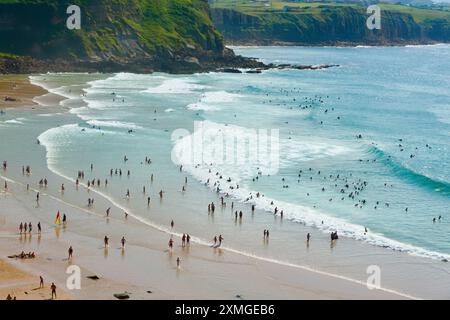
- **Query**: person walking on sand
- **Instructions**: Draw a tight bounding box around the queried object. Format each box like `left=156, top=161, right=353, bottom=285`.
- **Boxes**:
left=104, top=236, right=109, bottom=248
left=28, top=223, right=32, bottom=234
left=39, top=276, right=44, bottom=289
left=168, top=238, right=174, bottom=251
left=37, top=222, right=41, bottom=234
left=19, top=223, right=23, bottom=234
left=68, top=246, right=73, bottom=260
left=121, top=236, right=126, bottom=249
left=177, top=257, right=181, bottom=268
left=51, top=282, right=57, bottom=299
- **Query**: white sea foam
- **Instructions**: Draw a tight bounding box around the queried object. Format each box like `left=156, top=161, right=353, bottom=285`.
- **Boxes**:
left=86, top=120, right=142, bottom=130
left=172, top=121, right=281, bottom=179
left=29, top=75, right=84, bottom=109
left=4, top=118, right=25, bottom=124
left=143, top=78, right=206, bottom=94
left=282, top=139, right=352, bottom=163
left=186, top=91, right=242, bottom=111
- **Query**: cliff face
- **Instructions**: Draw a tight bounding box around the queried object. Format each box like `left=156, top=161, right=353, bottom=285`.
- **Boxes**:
left=0, top=0, right=258, bottom=73
left=210, top=6, right=450, bottom=45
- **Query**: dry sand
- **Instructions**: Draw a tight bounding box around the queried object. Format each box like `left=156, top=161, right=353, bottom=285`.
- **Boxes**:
left=0, top=259, right=71, bottom=300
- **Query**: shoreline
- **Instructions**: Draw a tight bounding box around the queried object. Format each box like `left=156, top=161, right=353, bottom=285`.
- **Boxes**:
left=0, top=73, right=446, bottom=299
left=228, top=43, right=450, bottom=50
left=0, top=75, right=415, bottom=300
left=226, top=42, right=450, bottom=48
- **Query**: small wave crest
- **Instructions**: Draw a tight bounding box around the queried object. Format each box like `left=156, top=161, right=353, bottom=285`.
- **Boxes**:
left=368, top=146, right=450, bottom=196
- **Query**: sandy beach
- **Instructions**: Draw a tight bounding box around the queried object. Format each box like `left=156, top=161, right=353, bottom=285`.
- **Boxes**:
left=0, top=75, right=47, bottom=109
left=2, top=72, right=450, bottom=301
left=0, top=176, right=408, bottom=300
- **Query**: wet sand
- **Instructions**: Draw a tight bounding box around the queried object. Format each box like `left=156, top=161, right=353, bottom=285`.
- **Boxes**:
left=0, top=75, right=47, bottom=109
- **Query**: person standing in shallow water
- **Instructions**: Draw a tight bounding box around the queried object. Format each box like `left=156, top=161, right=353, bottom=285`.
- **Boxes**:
left=182, top=234, right=186, bottom=247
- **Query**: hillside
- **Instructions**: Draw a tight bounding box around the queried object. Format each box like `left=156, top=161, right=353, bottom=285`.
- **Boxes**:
left=210, top=0, right=450, bottom=45
left=0, top=0, right=262, bottom=73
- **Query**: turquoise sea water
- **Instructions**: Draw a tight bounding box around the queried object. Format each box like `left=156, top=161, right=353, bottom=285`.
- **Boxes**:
left=4, top=45, right=449, bottom=263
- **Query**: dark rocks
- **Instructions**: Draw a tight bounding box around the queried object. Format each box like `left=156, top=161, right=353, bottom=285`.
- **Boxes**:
left=288, top=64, right=339, bottom=70
left=246, top=69, right=262, bottom=74
left=218, top=68, right=242, bottom=73
left=113, top=293, right=130, bottom=300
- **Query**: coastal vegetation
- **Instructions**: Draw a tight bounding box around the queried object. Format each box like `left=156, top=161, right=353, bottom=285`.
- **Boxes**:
left=210, top=0, right=450, bottom=45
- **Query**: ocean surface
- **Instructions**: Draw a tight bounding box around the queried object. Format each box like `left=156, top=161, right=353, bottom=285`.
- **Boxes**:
left=2, top=46, right=450, bottom=268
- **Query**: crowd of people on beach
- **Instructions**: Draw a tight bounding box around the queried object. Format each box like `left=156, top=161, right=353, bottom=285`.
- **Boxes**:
left=9, top=251, right=36, bottom=259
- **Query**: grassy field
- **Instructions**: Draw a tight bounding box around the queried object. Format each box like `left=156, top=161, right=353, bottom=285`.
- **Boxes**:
left=210, top=0, right=450, bottom=23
